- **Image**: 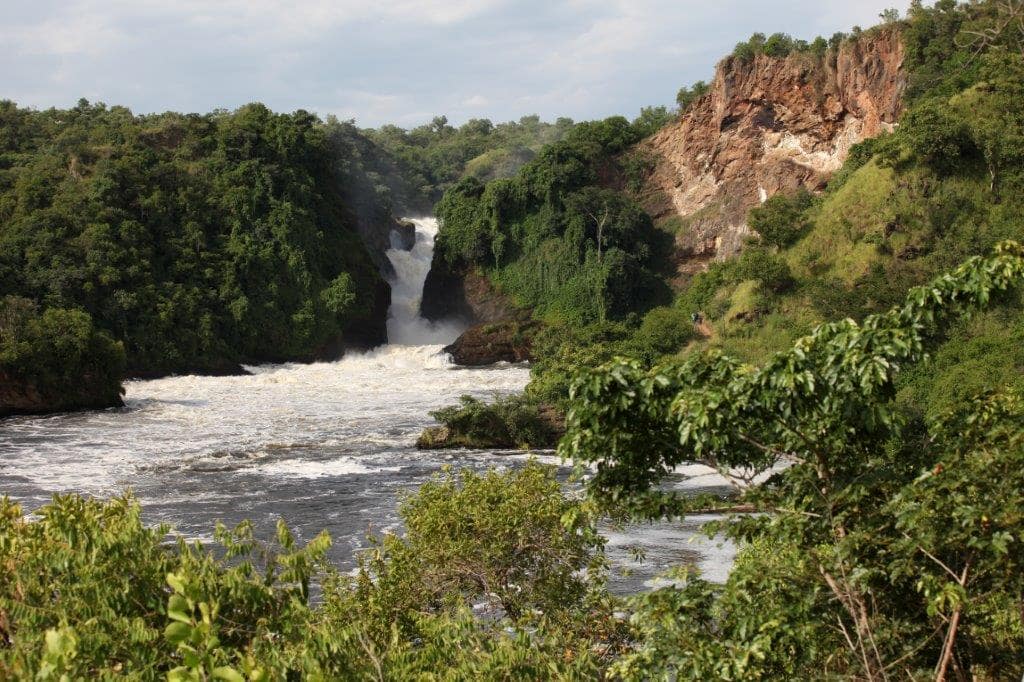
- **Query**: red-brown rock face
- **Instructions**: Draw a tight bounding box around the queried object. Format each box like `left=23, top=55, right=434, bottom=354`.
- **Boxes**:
left=640, top=29, right=905, bottom=274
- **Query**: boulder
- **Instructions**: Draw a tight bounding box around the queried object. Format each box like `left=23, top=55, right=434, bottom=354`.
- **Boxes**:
left=443, top=319, right=539, bottom=366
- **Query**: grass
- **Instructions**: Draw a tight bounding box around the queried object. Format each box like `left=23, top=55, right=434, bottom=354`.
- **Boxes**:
left=787, top=160, right=896, bottom=284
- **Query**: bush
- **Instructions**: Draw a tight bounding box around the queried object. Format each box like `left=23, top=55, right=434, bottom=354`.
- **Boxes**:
left=676, top=260, right=740, bottom=319
left=903, top=97, right=977, bottom=175
left=748, top=189, right=813, bottom=248
left=631, top=105, right=675, bottom=138
left=735, top=248, right=794, bottom=293
left=349, top=462, right=608, bottom=625
left=631, top=306, right=695, bottom=361
left=424, top=394, right=558, bottom=448
left=676, top=80, right=710, bottom=112
left=525, top=321, right=634, bottom=405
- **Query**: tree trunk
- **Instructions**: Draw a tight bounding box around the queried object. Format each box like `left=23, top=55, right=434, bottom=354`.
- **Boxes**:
left=934, top=561, right=971, bottom=682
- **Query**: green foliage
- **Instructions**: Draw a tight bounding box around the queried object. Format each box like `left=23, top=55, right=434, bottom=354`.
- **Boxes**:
left=675, top=80, right=710, bottom=112
left=897, top=308, right=1024, bottom=420
left=732, top=32, right=814, bottom=61
left=614, top=541, right=837, bottom=680
left=0, top=464, right=615, bottom=679
left=348, top=462, right=607, bottom=625
left=747, top=188, right=813, bottom=248
left=0, top=101, right=388, bottom=377
left=902, top=96, right=978, bottom=175
left=525, top=308, right=698, bottom=407
left=734, top=248, right=794, bottom=294
left=632, top=306, right=694, bottom=361
left=631, top=105, right=674, bottom=138
left=0, top=296, right=125, bottom=412
left=879, top=7, right=901, bottom=24
left=363, top=114, right=575, bottom=208
left=435, top=117, right=672, bottom=327
left=425, top=393, right=558, bottom=448
left=675, top=259, right=740, bottom=319
left=561, top=243, right=1024, bottom=679
left=526, top=320, right=635, bottom=406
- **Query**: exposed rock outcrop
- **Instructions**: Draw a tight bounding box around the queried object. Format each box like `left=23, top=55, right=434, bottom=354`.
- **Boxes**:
left=0, top=371, right=124, bottom=417
left=443, top=318, right=540, bottom=366
left=422, top=264, right=518, bottom=325
left=354, top=216, right=416, bottom=280
left=640, top=29, right=905, bottom=275
left=422, top=257, right=535, bottom=366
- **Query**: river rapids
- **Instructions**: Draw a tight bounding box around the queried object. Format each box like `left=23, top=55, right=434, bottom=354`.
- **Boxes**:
left=0, top=218, right=734, bottom=590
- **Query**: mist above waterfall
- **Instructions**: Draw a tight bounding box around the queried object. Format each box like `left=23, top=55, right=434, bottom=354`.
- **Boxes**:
left=385, top=218, right=465, bottom=346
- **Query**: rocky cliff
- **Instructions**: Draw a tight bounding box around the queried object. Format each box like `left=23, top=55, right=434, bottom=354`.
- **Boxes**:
left=0, top=371, right=124, bottom=418
left=421, top=266, right=518, bottom=325
left=421, top=264, right=536, bottom=365
left=639, top=29, right=905, bottom=275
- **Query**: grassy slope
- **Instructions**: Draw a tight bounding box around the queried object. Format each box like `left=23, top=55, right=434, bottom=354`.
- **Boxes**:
left=682, top=152, right=1024, bottom=417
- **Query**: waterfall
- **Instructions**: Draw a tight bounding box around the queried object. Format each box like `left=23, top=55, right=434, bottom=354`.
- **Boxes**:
left=384, top=217, right=464, bottom=346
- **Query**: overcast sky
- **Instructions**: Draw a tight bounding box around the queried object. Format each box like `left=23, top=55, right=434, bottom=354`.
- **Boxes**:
left=2, top=0, right=903, bottom=128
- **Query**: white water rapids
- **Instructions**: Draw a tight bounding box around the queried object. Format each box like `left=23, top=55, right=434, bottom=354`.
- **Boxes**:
left=0, top=217, right=734, bottom=589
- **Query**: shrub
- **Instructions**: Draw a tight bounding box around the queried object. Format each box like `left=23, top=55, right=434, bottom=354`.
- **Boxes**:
left=348, top=462, right=607, bottom=626
left=676, top=80, right=710, bottom=112
left=631, top=306, right=695, bottom=361
left=748, top=189, right=813, bottom=248
left=631, top=105, right=675, bottom=138
left=902, top=97, right=977, bottom=175
left=426, top=394, right=558, bottom=448
left=735, top=248, right=794, bottom=293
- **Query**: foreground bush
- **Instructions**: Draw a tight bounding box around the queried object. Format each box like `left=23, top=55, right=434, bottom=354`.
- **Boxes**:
left=563, top=242, right=1024, bottom=680
left=0, top=462, right=612, bottom=679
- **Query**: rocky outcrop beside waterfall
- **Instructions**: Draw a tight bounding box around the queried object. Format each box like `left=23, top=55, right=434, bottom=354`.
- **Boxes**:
left=421, top=260, right=539, bottom=365
left=638, top=28, right=905, bottom=273
left=421, top=264, right=517, bottom=324
left=442, top=318, right=540, bottom=366
left=353, top=216, right=416, bottom=280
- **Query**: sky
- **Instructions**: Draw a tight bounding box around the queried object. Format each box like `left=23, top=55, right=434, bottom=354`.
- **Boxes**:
left=2, top=0, right=903, bottom=129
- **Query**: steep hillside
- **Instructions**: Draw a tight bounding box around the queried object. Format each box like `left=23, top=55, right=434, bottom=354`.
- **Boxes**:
left=640, top=29, right=905, bottom=274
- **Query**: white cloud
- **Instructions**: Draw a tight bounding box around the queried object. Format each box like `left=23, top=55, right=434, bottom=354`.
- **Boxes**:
left=462, top=94, right=489, bottom=108
left=0, top=0, right=903, bottom=125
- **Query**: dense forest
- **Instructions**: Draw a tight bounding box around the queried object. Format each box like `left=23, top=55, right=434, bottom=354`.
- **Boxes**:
left=0, top=103, right=392, bottom=406
left=0, top=101, right=576, bottom=414
left=3, top=0, right=1024, bottom=679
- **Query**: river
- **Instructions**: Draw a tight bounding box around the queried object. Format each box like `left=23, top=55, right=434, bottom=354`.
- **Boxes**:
left=0, top=218, right=734, bottom=591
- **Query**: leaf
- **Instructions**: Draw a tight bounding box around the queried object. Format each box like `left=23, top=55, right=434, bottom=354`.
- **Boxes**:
left=166, top=572, right=186, bottom=595
left=212, top=667, right=246, bottom=682
left=167, top=594, right=191, bottom=623
left=164, top=621, right=192, bottom=645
